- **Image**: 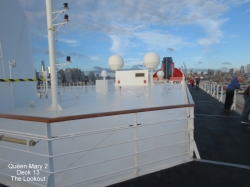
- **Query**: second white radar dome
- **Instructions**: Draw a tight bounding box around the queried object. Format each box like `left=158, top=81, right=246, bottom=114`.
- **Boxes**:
left=143, top=52, right=160, bottom=69
left=108, top=54, right=124, bottom=71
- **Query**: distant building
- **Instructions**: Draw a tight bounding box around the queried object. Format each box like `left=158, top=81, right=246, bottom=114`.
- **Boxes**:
left=247, top=64, right=250, bottom=74
left=240, top=65, right=245, bottom=74
left=81, top=71, right=85, bottom=81
left=235, top=70, right=240, bottom=75
left=57, top=69, right=65, bottom=83
left=207, top=69, right=214, bottom=76
left=201, top=71, right=204, bottom=76
left=65, top=68, right=72, bottom=82
left=216, top=70, right=222, bottom=77
left=35, top=69, right=39, bottom=79
left=70, top=68, right=82, bottom=82
left=88, top=71, right=95, bottom=82
left=41, top=60, right=45, bottom=72
left=229, top=68, right=234, bottom=74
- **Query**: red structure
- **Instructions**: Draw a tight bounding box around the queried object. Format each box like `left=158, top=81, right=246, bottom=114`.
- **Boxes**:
left=153, top=61, right=183, bottom=81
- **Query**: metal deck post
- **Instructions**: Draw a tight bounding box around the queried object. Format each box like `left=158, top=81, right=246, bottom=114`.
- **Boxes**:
left=187, top=107, right=200, bottom=159
left=133, top=113, right=138, bottom=176
left=46, top=123, right=55, bottom=187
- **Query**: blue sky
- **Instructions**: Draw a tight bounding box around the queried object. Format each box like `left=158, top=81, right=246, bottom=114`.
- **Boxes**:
left=19, top=0, right=250, bottom=73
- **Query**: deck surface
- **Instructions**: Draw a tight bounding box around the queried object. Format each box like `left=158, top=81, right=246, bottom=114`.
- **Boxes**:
left=108, top=85, right=250, bottom=187
left=1, top=85, right=250, bottom=187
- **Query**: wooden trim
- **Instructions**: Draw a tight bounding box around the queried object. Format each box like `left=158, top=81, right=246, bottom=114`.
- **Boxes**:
left=0, top=103, right=195, bottom=123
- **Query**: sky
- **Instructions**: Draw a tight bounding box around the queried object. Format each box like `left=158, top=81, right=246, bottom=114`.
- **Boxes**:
left=18, top=0, right=250, bottom=74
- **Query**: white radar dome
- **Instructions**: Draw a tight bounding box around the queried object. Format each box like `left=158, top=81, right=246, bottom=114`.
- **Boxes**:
left=108, top=54, right=124, bottom=71
left=157, top=70, right=164, bottom=78
left=143, top=52, right=160, bottom=69
left=101, top=70, right=107, bottom=77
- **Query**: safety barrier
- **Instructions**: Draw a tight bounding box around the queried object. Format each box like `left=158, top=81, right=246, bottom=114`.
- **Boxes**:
left=0, top=78, right=46, bottom=82
left=0, top=84, right=198, bottom=187
left=200, top=81, right=244, bottom=114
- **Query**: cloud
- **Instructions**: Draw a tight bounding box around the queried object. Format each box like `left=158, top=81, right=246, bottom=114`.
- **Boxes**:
left=167, top=48, right=175, bottom=52
left=134, top=31, right=193, bottom=51
left=109, top=35, right=130, bottom=54
left=198, top=62, right=202, bottom=64
left=69, top=52, right=88, bottom=58
left=56, top=51, right=64, bottom=58
left=197, top=18, right=228, bottom=47
left=93, top=66, right=114, bottom=73
left=58, top=38, right=79, bottom=46
left=222, top=62, right=232, bottom=65
left=18, top=0, right=250, bottom=63
left=32, top=48, right=48, bottom=55
left=243, top=9, right=250, bottom=14
left=127, top=64, right=145, bottom=70
left=89, top=56, right=100, bottom=61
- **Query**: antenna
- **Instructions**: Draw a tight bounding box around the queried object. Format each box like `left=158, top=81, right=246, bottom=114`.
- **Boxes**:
left=0, top=41, right=5, bottom=78
left=46, top=1, right=70, bottom=111
left=9, top=60, right=16, bottom=78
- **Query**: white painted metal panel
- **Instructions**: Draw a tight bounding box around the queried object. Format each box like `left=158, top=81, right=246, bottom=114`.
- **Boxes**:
left=0, top=0, right=37, bottom=112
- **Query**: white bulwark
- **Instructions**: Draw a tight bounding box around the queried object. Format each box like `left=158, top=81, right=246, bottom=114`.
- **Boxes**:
left=115, top=70, right=149, bottom=86
left=0, top=0, right=37, bottom=113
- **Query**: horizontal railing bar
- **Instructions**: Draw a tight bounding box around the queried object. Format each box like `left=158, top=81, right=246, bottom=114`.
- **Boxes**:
left=50, top=117, right=189, bottom=141
left=51, top=128, right=193, bottom=158
left=0, top=116, right=189, bottom=142
left=193, top=159, right=250, bottom=170
left=0, top=104, right=195, bottom=123
left=138, top=117, right=188, bottom=127
left=0, top=129, right=46, bottom=139
left=0, top=140, right=193, bottom=175
left=61, top=151, right=193, bottom=187
left=0, top=146, right=51, bottom=158
left=47, top=140, right=193, bottom=174
left=0, top=128, right=193, bottom=159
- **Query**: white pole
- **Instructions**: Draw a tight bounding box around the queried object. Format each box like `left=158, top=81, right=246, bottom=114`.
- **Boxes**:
left=151, top=69, right=153, bottom=85
left=46, top=0, right=61, bottom=110
left=46, top=123, right=55, bottom=186
left=217, top=85, right=219, bottom=99
left=232, top=90, right=236, bottom=110
left=104, top=77, right=106, bottom=93
left=133, top=113, right=138, bottom=176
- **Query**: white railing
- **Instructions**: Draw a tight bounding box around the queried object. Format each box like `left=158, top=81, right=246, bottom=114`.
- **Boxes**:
left=200, top=81, right=244, bottom=114
left=0, top=85, right=199, bottom=187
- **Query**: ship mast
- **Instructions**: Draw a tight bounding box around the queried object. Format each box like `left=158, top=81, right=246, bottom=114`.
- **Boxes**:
left=45, top=0, right=69, bottom=110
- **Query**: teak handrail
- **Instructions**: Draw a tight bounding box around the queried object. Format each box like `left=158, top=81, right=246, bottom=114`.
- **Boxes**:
left=0, top=103, right=195, bottom=123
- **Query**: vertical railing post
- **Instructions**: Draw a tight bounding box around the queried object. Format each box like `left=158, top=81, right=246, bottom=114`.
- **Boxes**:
left=211, top=82, right=214, bottom=97
left=216, top=84, right=219, bottom=99
left=213, top=83, right=215, bottom=97
left=133, top=113, right=138, bottom=176
left=46, top=123, right=55, bottom=187
left=232, top=90, right=236, bottom=110
left=219, top=85, right=223, bottom=102
left=187, top=107, right=200, bottom=159
left=209, top=83, right=211, bottom=95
